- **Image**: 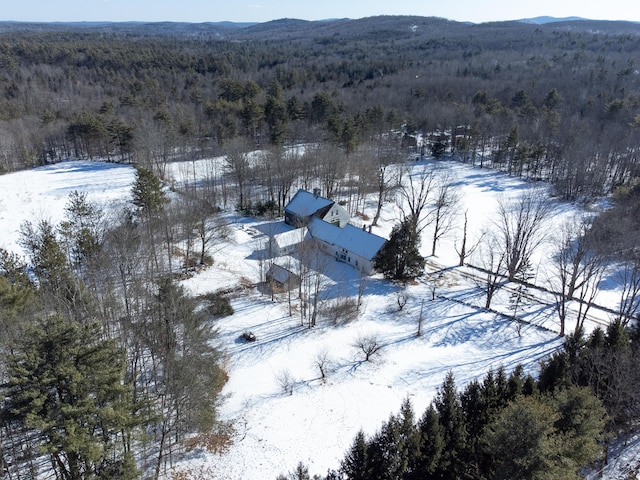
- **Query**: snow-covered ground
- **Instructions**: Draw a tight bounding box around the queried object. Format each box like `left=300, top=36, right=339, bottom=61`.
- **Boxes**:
left=1, top=158, right=637, bottom=479
left=0, top=160, right=135, bottom=255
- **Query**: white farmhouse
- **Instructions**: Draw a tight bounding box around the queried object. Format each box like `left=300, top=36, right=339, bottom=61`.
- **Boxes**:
left=307, top=217, right=386, bottom=275
left=279, top=188, right=387, bottom=274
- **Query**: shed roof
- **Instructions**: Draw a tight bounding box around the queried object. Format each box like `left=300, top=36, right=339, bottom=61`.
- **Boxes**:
left=266, top=263, right=298, bottom=284
left=284, top=189, right=334, bottom=218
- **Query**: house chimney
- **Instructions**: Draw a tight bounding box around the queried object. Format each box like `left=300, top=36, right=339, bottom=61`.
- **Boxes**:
left=313, top=187, right=321, bottom=198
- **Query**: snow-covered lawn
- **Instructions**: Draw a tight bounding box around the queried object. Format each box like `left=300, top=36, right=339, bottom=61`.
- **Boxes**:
left=1, top=158, right=636, bottom=479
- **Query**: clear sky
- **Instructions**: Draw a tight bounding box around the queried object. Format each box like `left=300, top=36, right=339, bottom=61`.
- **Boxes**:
left=2, top=0, right=639, bottom=24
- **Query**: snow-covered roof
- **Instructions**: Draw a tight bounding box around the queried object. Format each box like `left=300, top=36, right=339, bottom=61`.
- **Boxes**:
left=266, top=263, right=297, bottom=284
left=273, top=227, right=306, bottom=249
left=284, top=189, right=334, bottom=218
left=308, top=217, right=386, bottom=260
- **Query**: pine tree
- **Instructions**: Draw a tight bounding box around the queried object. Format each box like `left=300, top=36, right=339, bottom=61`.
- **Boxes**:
left=367, top=419, right=402, bottom=480
left=341, top=430, right=371, bottom=480
left=143, top=277, right=225, bottom=477
left=432, top=372, right=468, bottom=479
left=551, top=386, right=606, bottom=469
left=410, top=404, right=443, bottom=480
left=374, top=216, right=425, bottom=281
left=0, top=249, right=35, bottom=349
left=482, top=395, right=560, bottom=480
left=264, top=79, right=288, bottom=145
left=397, top=398, right=421, bottom=477
left=58, top=190, right=103, bottom=275
left=131, top=166, right=166, bottom=217
left=482, top=390, right=604, bottom=480
left=3, top=316, right=139, bottom=479
left=19, top=219, right=70, bottom=294
left=460, top=379, right=485, bottom=475
left=367, top=399, right=420, bottom=480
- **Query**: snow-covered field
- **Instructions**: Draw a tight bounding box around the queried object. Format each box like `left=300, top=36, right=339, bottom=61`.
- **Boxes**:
left=1, top=158, right=636, bottom=479
left=0, top=160, right=135, bottom=255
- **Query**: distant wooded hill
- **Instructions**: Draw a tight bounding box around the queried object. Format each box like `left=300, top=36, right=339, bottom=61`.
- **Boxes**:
left=0, top=15, right=639, bottom=202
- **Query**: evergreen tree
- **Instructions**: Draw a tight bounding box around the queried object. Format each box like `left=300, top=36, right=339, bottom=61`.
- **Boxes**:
left=367, top=399, right=420, bottom=480
left=3, top=316, right=139, bottom=480
left=482, top=390, right=605, bottom=480
left=410, top=404, right=443, bottom=480
left=143, top=277, right=225, bottom=477
left=397, top=398, right=421, bottom=477
left=460, top=379, right=485, bottom=475
left=551, top=386, right=607, bottom=470
left=131, top=166, right=167, bottom=217
left=506, top=364, right=526, bottom=399
left=432, top=372, right=468, bottom=479
left=0, top=249, right=35, bottom=350
left=368, top=421, right=403, bottom=480
left=264, top=79, right=288, bottom=145
left=482, top=395, right=560, bottom=480
left=341, top=430, right=371, bottom=480
left=58, top=190, right=103, bottom=277
left=374, top=216, right=425, bottom=281
left=19, top=219, right=70, bottom=294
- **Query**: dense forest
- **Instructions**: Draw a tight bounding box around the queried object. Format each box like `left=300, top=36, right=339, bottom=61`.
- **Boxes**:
left=0, top=16, right=639, bottom=201
left=1, top=16, right=640, bottom=479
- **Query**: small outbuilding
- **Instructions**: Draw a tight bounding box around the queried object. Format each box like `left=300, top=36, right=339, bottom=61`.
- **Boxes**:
left=265, top=263, right=301, bottom=292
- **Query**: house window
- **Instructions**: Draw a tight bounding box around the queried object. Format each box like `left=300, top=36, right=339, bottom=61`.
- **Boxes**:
left=340, top=254, right=346, bottom=261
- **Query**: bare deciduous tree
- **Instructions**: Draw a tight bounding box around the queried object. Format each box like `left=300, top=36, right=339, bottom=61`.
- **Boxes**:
left=495, top=189, right=552, bottom=281
left=296, top=234, right=330, bottom=328
left=398, top=163, right=439, bottom=234
left=275, top=368, right=295, bottom=395
left=617, top=260, right=640, bottom=326
left=474, top=235, right=506, bottom=310
left=368, top=138, right=402, bottom=226
left=397, top=292, right=408, bottom=311
left=454, top=209, right=483, bottom=267
left=353, top=333, right=384, bottom=362
left=224, top=138, right=252, bottom=211
left=430, top=171, right=460, bottom=256
left=313, top=348, right=332, bottom=381
left=357, top=269, right=368, bottom=311
left=549, top=217, right=606, bottom=336
left=417, top=299, right=425, bottom=337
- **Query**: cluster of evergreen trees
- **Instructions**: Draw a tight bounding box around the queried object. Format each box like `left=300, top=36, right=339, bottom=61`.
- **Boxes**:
left=279, top=318, right=640, bottom=480
left=280, top=369, right=605, bottom=480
